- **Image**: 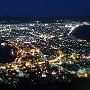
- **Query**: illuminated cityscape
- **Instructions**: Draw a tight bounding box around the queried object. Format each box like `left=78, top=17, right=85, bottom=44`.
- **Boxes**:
left=0, top=19, right=90, bottom=89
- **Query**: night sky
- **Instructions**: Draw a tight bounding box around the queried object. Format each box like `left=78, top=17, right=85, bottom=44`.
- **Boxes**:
left=0, top=0, right=90, bottom=17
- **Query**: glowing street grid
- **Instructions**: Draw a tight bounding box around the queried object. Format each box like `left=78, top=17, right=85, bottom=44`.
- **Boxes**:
left=0, top=20, right=90, bottom=87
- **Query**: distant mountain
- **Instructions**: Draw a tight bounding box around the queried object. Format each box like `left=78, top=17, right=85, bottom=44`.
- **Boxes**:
left=0, top=16, right=31, bottom=24
left=0, top=16, right=90, bottom=24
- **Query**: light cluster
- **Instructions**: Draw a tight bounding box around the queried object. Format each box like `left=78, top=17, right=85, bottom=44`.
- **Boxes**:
left=0, top=20, right=90, bottom=87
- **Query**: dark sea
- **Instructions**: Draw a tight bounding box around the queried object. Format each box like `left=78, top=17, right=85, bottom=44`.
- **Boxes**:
left=0, top=40, right=17, bottom=64
left=72, top=25, right=90, bottom=41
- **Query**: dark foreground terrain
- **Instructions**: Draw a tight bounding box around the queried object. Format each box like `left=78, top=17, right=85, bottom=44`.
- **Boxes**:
left=0, top=78, right=90, bottom=90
